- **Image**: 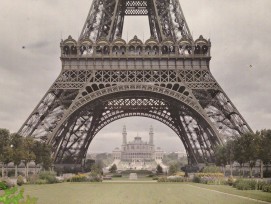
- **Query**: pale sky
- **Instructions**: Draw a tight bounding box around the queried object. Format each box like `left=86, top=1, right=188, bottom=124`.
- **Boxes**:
left=0, top=0, right=270, bottom=153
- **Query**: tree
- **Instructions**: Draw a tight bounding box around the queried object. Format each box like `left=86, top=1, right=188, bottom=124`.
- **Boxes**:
left=109, top=164, right=117, bottom=173
left=214, top=145, right=227, bottom=175
left=41, top=143, right=53, bottom=171
left=33, top=141, right=52, bottom=172
left=22, top=137, right=36, bottom=178
left=242, top=133, right=260, bottom=178
left=258, top=129, right=271, bottom=178
left=168, top=163, right=178, bottom=175
left=10, top=133, right=24, bottom=178
left=224, top=140, right=235, bottom=176
left=233, top=135, right=247, bottom=177
left=33, top=141, right=43, bottom=174
left=0, top=129, right=10, bottom=177
left=2, top=143, right=13, bottom=177
left=156, top=164, right=163, bottom=174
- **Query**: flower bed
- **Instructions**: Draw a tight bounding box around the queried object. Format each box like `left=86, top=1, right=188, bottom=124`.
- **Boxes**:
left=193, top=173, right=225, bottom=185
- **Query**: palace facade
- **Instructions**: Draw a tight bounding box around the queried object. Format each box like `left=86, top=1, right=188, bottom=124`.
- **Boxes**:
left=113, top=126, right=164, bottom=162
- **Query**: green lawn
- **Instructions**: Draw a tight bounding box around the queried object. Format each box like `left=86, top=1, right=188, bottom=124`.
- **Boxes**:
left=189, top=183, right=271, bottom=203
left=20, top=182, right=271, bottom=204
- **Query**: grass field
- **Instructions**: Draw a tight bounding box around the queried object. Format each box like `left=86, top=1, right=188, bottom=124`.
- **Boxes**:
left=20, top=182, right=271, bottom=204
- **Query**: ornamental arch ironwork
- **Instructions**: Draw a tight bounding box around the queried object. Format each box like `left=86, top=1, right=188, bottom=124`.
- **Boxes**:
left=50, top=88, right=221, bottom=165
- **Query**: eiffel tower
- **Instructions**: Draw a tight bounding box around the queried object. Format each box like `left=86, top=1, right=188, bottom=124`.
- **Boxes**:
left=18, top=0, right=252, bottom=165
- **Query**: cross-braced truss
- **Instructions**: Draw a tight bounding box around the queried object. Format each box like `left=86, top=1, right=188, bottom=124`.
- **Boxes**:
left=18, top=0, right=252, bottom=165
left=80, top=0, right=192, bottom=42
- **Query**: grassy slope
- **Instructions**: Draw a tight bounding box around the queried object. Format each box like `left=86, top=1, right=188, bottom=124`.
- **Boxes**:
left=190, top=183, right=271, bottom=203
left=21, top=182, right=270, bottom=204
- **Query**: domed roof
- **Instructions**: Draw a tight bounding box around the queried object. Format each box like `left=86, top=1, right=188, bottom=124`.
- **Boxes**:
left=112, top=38, right=126, bottom=46
left=128, top=35, right=143, bottom=46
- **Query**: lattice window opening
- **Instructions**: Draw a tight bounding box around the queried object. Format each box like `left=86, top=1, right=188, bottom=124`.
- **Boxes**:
left=215, top=92, right=235, bottom=112
left=194, top=71, right=203, bottom=82
left=179, top=44, right=192, bottom=55
left=125, top=9, right=148, bottom=15
left=207, top=107, right=241, bottom=136
left=93, top=70, right=178, bottom=83
left=80, top=45, right=93, bottom=55
left=126, top=1, right=148, bottom=7
left=202, top=71, right=214, bottom=82
left=194, top=44, right=209, bottom=56
left=161, top=43, right=176, bottom=54
left=180, top=115, right=214, bottom=151
left=93, top=112, right=180, bottom=139
left=96, top=45, right=110, bottom=55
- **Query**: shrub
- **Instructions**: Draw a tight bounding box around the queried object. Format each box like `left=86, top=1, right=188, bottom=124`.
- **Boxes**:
left=121, top=170, right=152, bottom=175
left=227, top=176, right=235, bottom=186
left=1, top=178, right=15, bottom=188
left=89, top=171, right=103, bottom=182
left=35, top=179, right=47, bottom=185
left=17, top=175, right=24, bottom=186
left=192, top=173, right=225, bottom=185
left=0, top=187, right=38, bottom=204
left=39, top=171, right=58, bottom=184
left=68, top=174, right=87, bottom=182
left=112, top=174, right=122, bottom=177
left=193, top=176, right=201, bottom=183
left=234, top=179, right=257, bottom=190
left=157, top=177, right=168, bottom=182
left=195, top=173, right=224, bottom=178
left=0, top=181, right=8, bottom=190
left=174, top=171, right=185, bottom=177
left=167, top=176, right=187, bottom=182
left=152, top=177, right=158, bottom=180
left=88, top=176, right=102, bottom=182
left=158, top=176, right=187, bottom=182
left=27, top=174, right=39, bottom=184
left=261, top=183, right=271, bottom=193
left=202, top=165, right=221, bottom=173
left=257, top=181, right=267, bottom=190
left=109, top=164, right=117, bottom=173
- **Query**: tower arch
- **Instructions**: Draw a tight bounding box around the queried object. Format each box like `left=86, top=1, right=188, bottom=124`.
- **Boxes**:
left=50, top=88, right=221, bottom=164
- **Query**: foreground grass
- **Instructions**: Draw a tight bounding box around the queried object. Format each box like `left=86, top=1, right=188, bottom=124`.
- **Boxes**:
left=21, top=182, right=271, bottom=204
left=190, top=183, right=271, bottom=203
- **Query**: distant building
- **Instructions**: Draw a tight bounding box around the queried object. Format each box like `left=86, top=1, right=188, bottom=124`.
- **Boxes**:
left=110, top=126, right=167, bottom=171
left=176, top=151, right=187, bottom=159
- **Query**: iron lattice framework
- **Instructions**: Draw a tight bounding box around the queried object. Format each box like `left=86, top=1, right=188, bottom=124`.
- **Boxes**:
left=18, top=0, right=252, bottom=165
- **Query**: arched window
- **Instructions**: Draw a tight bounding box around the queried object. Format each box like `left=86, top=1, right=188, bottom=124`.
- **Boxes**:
left=179, top=44, right=192, bottom=55
left=103, top=46, right=110, bottom=55
left=96, top=46, right=102, bottom=54
left=129, top=46, right=135, bottom=55
left=71, top=45, right=77, bottom=55
left=153, top=45, right=159, bottom=55
left=202, top=45, right=208, bottom=55
left=162, top=45, right=168, bottom=54
left=194, top=45, right=201, bottom=54
left=120, top=46, right=126, bottom=55
left=169, top=45, right=175, bottom=54
left=63, top=46, right=70, bottom=55
left=145, top=46, right=151, bottom=55
left=80, top=45, right=86, bottom=55
left=136, top=46, right=142, bottom=55
left=112, top=46, right=119, bottom=55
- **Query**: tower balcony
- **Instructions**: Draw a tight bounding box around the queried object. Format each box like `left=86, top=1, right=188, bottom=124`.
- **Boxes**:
left=60, top=35, right=211, bottom=60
